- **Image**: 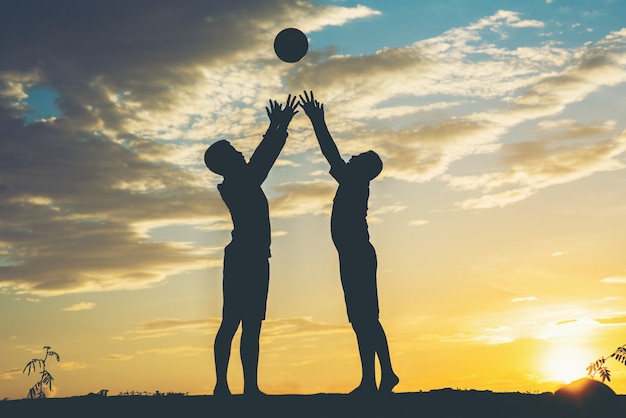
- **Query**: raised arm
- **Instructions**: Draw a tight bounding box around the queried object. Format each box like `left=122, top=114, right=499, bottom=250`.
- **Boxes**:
left=299, top=91, right=344, bottom=169
left=248, top=95, right=299, bottom=184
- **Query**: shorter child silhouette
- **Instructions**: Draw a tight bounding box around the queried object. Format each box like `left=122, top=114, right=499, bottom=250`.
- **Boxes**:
left=300, top=91, right=399, bottom=395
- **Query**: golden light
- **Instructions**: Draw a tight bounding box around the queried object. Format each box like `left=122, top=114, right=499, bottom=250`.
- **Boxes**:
left=541, top=344, right=593, bottom=384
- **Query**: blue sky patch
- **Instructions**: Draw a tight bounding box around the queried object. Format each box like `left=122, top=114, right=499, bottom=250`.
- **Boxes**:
left=23, top=85, right=62, bottom=124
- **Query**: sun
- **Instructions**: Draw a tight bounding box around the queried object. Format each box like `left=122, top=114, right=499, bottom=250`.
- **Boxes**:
left=541, top=345, right=592, bottom=384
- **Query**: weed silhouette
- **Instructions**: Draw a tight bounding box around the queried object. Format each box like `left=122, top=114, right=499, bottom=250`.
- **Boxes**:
left=22, top=346, right=61, bottom=399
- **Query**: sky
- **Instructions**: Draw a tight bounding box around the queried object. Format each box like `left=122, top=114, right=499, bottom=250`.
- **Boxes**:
left=1, top=0, right=626, bottom=399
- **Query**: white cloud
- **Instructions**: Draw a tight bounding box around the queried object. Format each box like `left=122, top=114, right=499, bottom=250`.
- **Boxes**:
left=295, top=4, right=381, bottom=34
left=512, top=296, right=538, bottom=303
left=63, top=302, right=96, bottom=312
left=368, top=204, right=408, bottom=223
left=600, top=276, right=626, bottom=284
left=56, top=361, right=89, bottom=371
left=450, top=130, right=626, bottom=209
left=99, top=354, right=134, bottom=361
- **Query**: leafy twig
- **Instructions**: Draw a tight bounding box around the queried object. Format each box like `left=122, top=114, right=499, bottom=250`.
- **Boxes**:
left=586, top=344, right=626, bottom=383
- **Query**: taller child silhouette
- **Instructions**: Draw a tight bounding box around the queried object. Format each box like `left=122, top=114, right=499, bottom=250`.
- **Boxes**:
left=300, top=91, right=399, bottom=395
left=204, top=95, right=298, bottom=396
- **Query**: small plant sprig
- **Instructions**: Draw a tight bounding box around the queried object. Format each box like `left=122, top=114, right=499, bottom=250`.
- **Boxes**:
left=23, top=346, right=61, bottom=399
left=586, top=344, right=626, bottom=383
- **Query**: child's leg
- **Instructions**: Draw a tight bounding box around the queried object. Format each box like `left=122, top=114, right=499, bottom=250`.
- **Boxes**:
left=372, top=319, right=399, bottom=393
left=351, top=321, right=377, bottom=393
left=241, top=318, right=264, bottom=396
left=213, top=318, right=240, bottom=395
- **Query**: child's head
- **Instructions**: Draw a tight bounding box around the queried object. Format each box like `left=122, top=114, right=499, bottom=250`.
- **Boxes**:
left=204, top=140, right=246, bottom=176
left=348, top=150, right=383, bottom=180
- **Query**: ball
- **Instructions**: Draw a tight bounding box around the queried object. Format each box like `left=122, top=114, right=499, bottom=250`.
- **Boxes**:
left=273, top=28, right=308, bottom=63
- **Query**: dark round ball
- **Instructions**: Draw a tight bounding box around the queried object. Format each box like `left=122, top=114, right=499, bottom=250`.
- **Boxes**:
left=274, top=28, right=308, bottom=63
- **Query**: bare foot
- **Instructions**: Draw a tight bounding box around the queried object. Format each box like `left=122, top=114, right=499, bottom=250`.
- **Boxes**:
left=213, top=384, right=231, bottom=397
left=349, top=384, right=377, bottom=396
left=379, top=372, right=399, bottom=393
left=243, top=387, right=266, bottom=397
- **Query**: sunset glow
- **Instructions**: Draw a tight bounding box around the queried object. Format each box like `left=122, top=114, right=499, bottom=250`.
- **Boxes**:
left=542, top=345, right=593, bottom=384
left=1, top=0, right=626, bottom=400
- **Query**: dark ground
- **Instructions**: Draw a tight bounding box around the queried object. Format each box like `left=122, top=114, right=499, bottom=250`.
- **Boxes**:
left=1, top=387, right=625, bottom=418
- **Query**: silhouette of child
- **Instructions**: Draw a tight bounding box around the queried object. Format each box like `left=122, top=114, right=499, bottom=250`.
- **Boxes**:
left=299, top=91, right=399, bottom=395
left=204, top=95, right=298, bottom=397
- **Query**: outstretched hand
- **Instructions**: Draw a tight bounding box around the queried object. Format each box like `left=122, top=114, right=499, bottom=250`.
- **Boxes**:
left=266, top=94, right=299, bottom=129
left=299, top=90, right=342, bottom=167
left=299, top=90, right=324, bottom=122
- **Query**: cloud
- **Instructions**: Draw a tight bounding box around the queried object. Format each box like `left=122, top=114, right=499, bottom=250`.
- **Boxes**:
left=136, top=346, right=208, bottom=356
left=0, top=205, right=213, bottom=295
left=471, top=10, right=545, bottom=30
left=0, top=0, right=379, bottom=152
left=368, top=203, right=407, bottom=223
left=595, top=316, right=626, bottom=325
left=512, top=296, right=538, bottom=303
left=291, top=14, right=626, bottom=207
left=0, top=368, right=22, bottom=380
left=538, top=119, right=616, bottom=139
left=99, top=354, right=134, bottom=361
left=600, top=276, right=626, bottom=284
left=63, top=302, right=96, bottom=311
left=409, top=220, right=429, bottom=227
left=14, top=297, right=41, bottom=303
left=448, top=129, right=626, bottom=209
left=260, top=317, right=351, bottom=339
left=136, top=318, right=220, bottom=332
left=56, top=362, right=89, bottom=371
left=423, top=330, right=514, bottom=345
left=0, top=108, right=224, bottom=295
left=127, top=318, right=221, bottom=340
left=270, top=180, right=336, bottom=217
left=130, top=316, right=349, bottom=342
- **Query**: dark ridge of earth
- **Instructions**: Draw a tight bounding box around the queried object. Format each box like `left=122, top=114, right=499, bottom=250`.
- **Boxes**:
left=1, top=388, right=625, bottom=418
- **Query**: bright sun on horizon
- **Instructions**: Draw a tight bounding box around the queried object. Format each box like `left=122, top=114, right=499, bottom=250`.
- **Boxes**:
left=541, top=345, right=593, bottom=385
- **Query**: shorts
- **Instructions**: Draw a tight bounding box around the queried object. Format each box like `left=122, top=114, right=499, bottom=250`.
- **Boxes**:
left=337, top=242, right=380, bottom=323
left=221, top=246, right=270, bottom=321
